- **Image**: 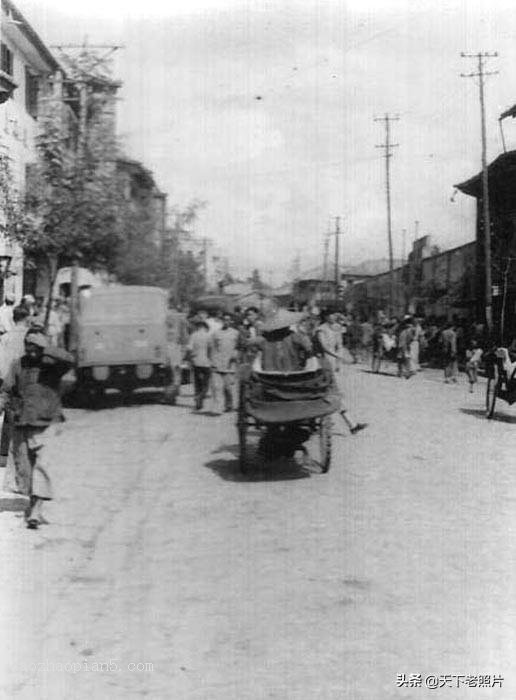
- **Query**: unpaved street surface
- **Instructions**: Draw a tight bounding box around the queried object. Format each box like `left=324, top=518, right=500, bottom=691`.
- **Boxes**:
left=1, top=364, right=516, bottom=699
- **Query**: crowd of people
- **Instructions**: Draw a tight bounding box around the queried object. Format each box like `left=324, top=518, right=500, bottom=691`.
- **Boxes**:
left=179, top=305, right=493, bottom=413
left=1, top=294, right=498, bottom=532
left=180, top=304, right=368, bottom=434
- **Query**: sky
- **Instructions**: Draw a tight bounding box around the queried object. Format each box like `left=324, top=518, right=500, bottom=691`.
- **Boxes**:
left=14, top=0, right=516, bottom=282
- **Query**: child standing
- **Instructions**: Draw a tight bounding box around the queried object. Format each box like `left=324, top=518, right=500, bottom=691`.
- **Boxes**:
left=465, top=339, right=483, bottom=393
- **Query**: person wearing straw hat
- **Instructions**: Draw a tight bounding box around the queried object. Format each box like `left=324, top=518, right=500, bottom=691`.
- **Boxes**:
left=0, top=329, right=74, bottom=529
left=256, top=309, right=312, bottom=372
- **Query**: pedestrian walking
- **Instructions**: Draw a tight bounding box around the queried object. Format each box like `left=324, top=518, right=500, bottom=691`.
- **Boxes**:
left=316, top=311, right=338, bottom=372
left=441, top=321, right=458, bottom=383
left=0, top=330, right=74, bottom=529
left=0, top=306, right=31, bottom=469
left=410, top=317, right=424, bottom=372
left=164, top=307, right=189, bottom=405
left=360, top=318, right=374, bottom=364
left=186, top=318, right=213, bottom=411
left=314, top=313, right=367, bottom=435
left=396, top=317, right=415, bottom=379
left=465, top=339, right=483, bottom=393
left=347, top=317, right=361, bottom=364
left=211, top=313, right=239, bottom=412
left=371, top=322, right=385, bottom=373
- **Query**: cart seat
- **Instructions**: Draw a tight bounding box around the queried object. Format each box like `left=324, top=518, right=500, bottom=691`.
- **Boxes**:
left=251, top=354, right=320, bottom=376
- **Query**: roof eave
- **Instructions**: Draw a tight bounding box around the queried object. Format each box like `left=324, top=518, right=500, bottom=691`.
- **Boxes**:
left=4, top=0, right=60, bottom=73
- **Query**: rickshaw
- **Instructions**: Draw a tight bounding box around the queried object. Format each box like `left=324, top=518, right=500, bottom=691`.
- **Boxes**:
left=237, top=357, right=341, bottom=474
left=485, top=347, right=516, bottom=418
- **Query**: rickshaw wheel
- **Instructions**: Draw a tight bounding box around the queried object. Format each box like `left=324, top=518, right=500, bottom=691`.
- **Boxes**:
left=485, top=364, right=499, bottom=419
left=319, top=415, right=332, bottom=473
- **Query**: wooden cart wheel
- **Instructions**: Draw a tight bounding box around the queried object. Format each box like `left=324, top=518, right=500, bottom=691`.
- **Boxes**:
left=485, top=363, right=499, bottom=419
left=237, top=377, right=248, bottom=473
left=319, top=415, right=332, bottom=473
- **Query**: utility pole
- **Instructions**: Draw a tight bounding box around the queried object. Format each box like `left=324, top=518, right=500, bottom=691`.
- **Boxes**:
left=334, top=216, right=341, bottom=297
left=69, top=79, right=89, bottom=350
left=322, top=218, right=331, bottom=280
left=461, top=51, right=498, bottom=333
left=322, top=232, right=330, bottom=280
left=50, top=42, right=123, bottom=350
left=375, top=113, right=399, bottom=315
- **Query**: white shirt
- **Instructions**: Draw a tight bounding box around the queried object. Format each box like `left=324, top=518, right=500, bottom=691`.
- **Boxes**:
left=0, top=304, right=14, bottom=334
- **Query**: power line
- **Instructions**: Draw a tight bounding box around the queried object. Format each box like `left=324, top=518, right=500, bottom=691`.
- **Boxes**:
left=374, top=113, right=399, bottom=315
left=460, top=51, right=498, bottom=333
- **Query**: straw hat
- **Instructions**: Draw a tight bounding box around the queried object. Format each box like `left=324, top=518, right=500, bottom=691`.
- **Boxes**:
left=261, top=309, right=303, bottom=333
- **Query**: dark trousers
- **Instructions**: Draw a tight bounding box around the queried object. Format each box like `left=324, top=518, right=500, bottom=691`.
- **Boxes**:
left=0, top=411, right=12, bottom=458
left=193, top=366, right=211, bottom=409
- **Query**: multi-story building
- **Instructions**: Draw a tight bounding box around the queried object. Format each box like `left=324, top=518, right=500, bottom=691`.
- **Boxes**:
left=456, top=149, right=516, bottom=340
left=344, top=237, right=477, bottom=321
left=0, top=0, right=60, bottom=301
left=116, top=157, right=167, bottom=249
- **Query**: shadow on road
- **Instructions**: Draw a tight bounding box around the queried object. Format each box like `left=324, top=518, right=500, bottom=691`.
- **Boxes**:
left=360, top=369, right=398, bottom=378
left=205, top=443, right=314, bottom=482
left=64, top=389, right=184, bottom=412
left=460, top=407, right=516, bottom=423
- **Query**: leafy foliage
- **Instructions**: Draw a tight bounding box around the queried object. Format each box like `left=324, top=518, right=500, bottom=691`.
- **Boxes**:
left=114, top=199, right=206, bottom=303
left=18, top=96, right=123, bottom=270
left=5, top=72, right=207, bottom=307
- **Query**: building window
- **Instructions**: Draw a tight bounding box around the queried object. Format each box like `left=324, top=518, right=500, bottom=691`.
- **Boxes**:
left=25, top=68, right=39, bottom=118
left=1, top=43, right=13, bottom=76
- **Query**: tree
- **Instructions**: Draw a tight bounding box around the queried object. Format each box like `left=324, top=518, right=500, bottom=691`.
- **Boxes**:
left=174, top=249, right=205, bottom=305
left=114, top=198, right=207, bottom=306
left=17, top=91, right=124, bottom=299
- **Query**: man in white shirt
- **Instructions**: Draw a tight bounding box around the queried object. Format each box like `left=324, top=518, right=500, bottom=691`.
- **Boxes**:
left=0, top=292, right=15, bottom=336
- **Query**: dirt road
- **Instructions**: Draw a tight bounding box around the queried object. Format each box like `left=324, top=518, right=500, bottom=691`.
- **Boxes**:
left=1, top=364, right=515, bottom=699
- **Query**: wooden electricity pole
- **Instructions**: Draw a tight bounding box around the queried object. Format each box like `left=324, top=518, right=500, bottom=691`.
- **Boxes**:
left=461, top=51, right=498, bottom=333
left=69, top=80, right=88, bottom=351
left=375, top=114, right=399, bottom=315
left=322, top=232, right=330, bottom=280
left=50, top=42, right=123, bottom=351
left=334, top=216, right=341, bottom=293
left=322, top=218, right=331, bottom=280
